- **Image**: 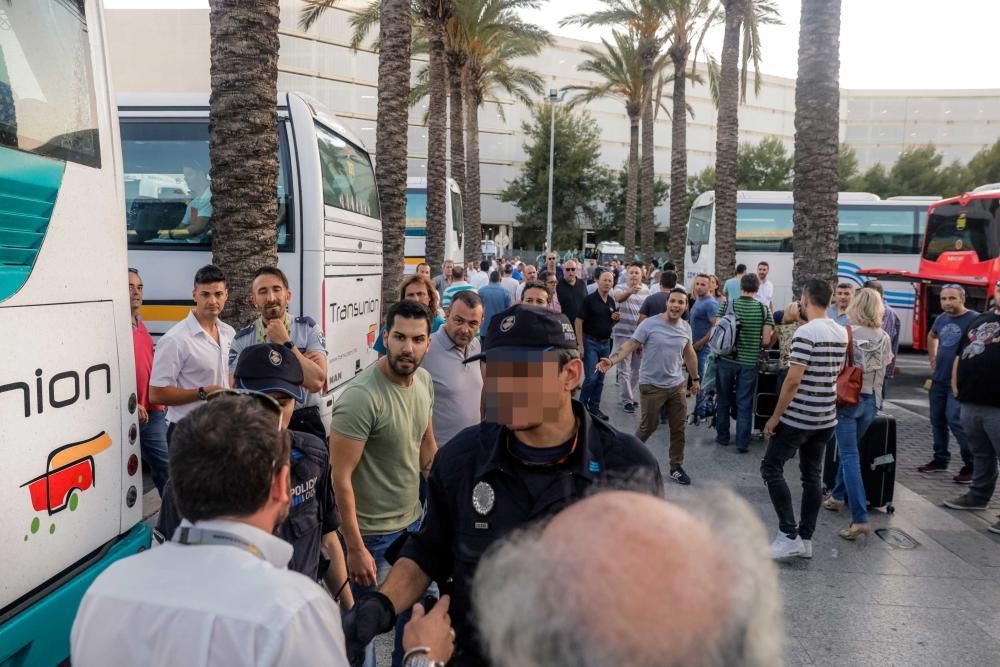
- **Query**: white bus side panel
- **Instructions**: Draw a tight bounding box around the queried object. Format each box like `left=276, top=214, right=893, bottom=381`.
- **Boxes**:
left=0, top=302, right=127, bottom=609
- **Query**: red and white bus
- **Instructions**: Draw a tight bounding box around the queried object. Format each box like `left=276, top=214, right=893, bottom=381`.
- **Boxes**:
left=862, top=184, right=1000, bottom=350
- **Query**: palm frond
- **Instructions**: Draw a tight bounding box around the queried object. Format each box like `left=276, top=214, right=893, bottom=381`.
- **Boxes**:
left=298, top=0, right=340, bottom=31
left=348, top=0, right=384, bottom=51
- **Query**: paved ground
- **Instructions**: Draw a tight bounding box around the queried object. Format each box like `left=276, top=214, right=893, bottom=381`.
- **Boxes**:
left=142, top=349, right=1000, bottom=665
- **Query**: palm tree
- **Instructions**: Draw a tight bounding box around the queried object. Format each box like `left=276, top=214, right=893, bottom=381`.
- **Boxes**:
left=660, top=0, right=719, bottom=275
left=563, top=31, right=670, bottom=261
left=792, top=0, right=841, bottom=295
left=713, top=0, right=780, bottom=282
left=208, top=0, right=280, bottom=328
left=300, top=0, right=412, bottom=311
left=564, top=1, right=668, bottom=263
left=458, top=0, right=550, bottom=263
left=445, top=20, right=468, bottom=229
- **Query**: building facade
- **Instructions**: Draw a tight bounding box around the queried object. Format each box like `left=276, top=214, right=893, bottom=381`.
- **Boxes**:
left=105, top=1, right=1000, bottom=249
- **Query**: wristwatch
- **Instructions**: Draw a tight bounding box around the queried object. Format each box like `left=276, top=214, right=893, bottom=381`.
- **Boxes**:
left=403, top=655, right=444, bottom=667
left=197, top=387, right=207, bottom=401
left=282, top=341, right=294, bottom=350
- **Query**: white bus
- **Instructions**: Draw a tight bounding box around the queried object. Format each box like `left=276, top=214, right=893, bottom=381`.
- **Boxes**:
left=1, top=1, right=150, bottom=663
left=119, top=92, right=383, bottom=420
left=404, top=177, right=464, bottom=273
left=685, top=190, right=934, bottom=346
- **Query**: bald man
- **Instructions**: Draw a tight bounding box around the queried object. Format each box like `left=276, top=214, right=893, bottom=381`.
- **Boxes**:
left=472, top=490, right=783, bottom=667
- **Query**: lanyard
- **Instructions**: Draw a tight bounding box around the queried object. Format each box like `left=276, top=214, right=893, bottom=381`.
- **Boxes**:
left=171, top=526, right=266, bottom=561
left=256, top=314, right=293, bottom=344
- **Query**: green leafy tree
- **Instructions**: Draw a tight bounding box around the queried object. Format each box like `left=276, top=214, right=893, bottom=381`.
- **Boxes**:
left=838, top=144, right=863, bottom=191
left=967, top=138, right=1000, bottom=186
left=499, top=105, right=614, bottom=250
left=737, top=136, right=792, bottom=190
left=687, top=165, right=715, bottom=211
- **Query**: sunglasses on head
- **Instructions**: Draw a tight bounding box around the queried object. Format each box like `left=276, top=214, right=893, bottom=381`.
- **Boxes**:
left=206, top=389, right=284, bottom=428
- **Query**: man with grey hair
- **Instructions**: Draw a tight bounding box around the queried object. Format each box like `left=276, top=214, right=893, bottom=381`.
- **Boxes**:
left=472, top=489, right=782, bottom=667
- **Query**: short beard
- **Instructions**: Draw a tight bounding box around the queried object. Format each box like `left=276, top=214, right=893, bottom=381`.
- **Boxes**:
left=387, top=351, right=419, bottom=376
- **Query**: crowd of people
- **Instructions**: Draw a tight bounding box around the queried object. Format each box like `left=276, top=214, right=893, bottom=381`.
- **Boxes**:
left=70, top=251, right=1000, bottom=666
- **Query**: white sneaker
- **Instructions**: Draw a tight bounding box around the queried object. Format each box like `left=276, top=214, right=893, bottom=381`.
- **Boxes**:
left=799, top=539, right=813, bottom=559
left=769, top=534, right=804, bottom=559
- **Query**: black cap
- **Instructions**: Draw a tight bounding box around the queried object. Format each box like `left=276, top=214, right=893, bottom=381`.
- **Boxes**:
left=234, top=343, right=305, bottom=402
left=464, top=304, right=577, bottom=363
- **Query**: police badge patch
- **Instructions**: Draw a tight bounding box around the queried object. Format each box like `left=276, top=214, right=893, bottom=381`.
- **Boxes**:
left=472, top=481, right=495, bottom=515
left=268, top=349, right=283, bottom=366
left=499, top=316, right=515, bottom=333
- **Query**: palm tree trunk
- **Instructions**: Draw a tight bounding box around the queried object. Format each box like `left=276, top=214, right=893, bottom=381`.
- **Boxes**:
left=464, top=71, right=482, bottom=264
left=625, top=111, right=640, bottom=261
left=376, top=0, right=413, bottom=312
left=668, top=50, right=689, bottom=275
left=792, top=0, right=841, bottom=296
left=447, top=52, right=467, bottom=259
left=425, top=20, right=448, bottom=277
left=208, top=0, right=279, bottom=328
left=638, top=39, right=655, bottom=263
left=714, top=0, right=743, bottom=282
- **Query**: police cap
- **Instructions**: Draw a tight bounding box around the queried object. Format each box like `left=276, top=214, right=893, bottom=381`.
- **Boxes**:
left=234, top=343, right=305, bottom=402
left=464, top=304, right=577, bottom=363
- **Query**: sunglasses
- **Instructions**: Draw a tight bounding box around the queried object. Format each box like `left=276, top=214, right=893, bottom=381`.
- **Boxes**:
left=205, top=389, right=289, bottom=471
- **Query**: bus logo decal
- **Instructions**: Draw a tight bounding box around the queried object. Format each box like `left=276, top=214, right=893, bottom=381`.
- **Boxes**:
left=367, top=323, right=377, bottom=349
left=20, top=432, right=112, bottom=516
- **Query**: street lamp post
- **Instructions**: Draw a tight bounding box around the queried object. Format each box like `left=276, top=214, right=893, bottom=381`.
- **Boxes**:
left=545, top=88, right=559, bottom=253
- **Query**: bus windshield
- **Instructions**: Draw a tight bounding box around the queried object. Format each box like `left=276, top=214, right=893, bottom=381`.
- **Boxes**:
left=923, top=199, right=1000, bottom=262
left=0, top=0, right=100, bottom=167
left=688, top=205, right=713, bottom=246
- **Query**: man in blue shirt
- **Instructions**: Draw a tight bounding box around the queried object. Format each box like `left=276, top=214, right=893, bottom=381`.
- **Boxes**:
left=722, top=264, right=746, bottom=303
left=918, top=285, right=979, bottom=482
left=478, top=271, right=512, bottom=340
left=689, top=274, right=719, bottom=420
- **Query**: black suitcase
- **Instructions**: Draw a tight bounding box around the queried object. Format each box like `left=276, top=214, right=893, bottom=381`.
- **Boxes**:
left=860, top=413, right=896, bottom=512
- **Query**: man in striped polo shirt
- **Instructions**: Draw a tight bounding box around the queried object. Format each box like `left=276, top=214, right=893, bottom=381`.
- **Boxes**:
left=715, top=273, right=774, bottom=452
left=612, top=262, right=651, bottom=413
left=761, top=279, right=848, bottom=560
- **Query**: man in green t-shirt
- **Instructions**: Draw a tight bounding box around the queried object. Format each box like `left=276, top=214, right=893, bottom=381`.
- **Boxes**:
left=329, top=299, right=437, bottom=665
left=715, top=273, right=774, bottom=453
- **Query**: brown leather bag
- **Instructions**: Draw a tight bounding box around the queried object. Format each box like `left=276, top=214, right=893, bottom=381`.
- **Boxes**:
left=836, top=325, right=862, bottom=407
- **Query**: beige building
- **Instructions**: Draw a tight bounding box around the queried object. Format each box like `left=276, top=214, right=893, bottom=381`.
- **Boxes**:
left=105, top=1, right=1000, bottom=247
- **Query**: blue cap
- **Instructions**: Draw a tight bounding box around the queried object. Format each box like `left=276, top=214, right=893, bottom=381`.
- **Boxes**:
left=234, top=343, right=305, bottom=402
left=464, top=304, right=577, bottom=363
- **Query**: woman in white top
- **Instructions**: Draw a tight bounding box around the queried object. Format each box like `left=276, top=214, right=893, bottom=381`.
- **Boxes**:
left=824, top=288, right=893, bottom=541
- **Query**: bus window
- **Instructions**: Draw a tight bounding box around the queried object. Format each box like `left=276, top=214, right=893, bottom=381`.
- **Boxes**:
left=0, top=0, right=100, bottom=167
left=735, top=205, right=793, bottom=252
left=687, top=204, right=713, bottom=261
left=406, top=189, right=427, bottom=229
left=451, top=189, right=464, bottom=245
left=838, top=207, right=920, bottom=254
left=121, top=121, right=291, bottom=248
left=923, top=199, right=1000, bottom=262
left=316, top=122, right=380, bottom=219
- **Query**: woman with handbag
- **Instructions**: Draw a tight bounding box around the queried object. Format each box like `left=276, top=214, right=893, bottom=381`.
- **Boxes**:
left=823, top=288, right=894, bottom=541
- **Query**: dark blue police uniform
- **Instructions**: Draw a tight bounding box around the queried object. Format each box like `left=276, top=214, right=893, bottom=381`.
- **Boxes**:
left=400, top=401, right=662, bottom=665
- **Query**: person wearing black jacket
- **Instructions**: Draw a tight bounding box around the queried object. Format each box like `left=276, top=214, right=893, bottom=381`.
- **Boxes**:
left=341, top=305, right=662, bottom=666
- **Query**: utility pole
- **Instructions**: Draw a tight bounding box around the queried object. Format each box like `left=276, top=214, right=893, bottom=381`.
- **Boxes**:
left=545, top=88, right=559, bottom=253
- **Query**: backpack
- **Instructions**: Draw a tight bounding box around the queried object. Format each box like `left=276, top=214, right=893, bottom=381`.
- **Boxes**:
left=709, top=298, right=739, bottom=356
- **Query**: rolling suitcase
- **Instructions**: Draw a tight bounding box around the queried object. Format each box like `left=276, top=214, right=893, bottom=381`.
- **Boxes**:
left=859, top=412, right=896, bottom=512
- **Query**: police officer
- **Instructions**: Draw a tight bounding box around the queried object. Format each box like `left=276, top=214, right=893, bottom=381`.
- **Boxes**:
left=342, top=305, right=663, bottom=666
left=229, top=266, right=329, bottom=440
left=158, top=343, right=352, bottom=609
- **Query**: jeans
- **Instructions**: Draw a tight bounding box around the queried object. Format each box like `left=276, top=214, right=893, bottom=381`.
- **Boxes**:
left=832, top=393, right=876, bottom=523
left=715, top=357, right=757, bottom=449
left=140, top=409, right=169, bottom=496
left=635, top=382, right=688, bottom=469
left=580, top=336, right=611, bottom=411
left=961, top=403, right=1000, bottom=502
left=613, top=333, right=640, bottom=405
left=929, top=380, right=972, bottom=467
left=693, top=348, right=711, bottom=418
left=761, top=423, right=832, bottom=540
left=350, top=518, right=422, bottom=667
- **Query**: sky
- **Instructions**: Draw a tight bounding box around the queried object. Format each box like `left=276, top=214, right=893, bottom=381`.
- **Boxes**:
left=107, top=0, right=1000, bottom=90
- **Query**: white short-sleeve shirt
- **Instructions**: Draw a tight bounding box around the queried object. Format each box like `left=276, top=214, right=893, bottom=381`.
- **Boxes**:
left=149, top=310, right=236, bottom=423
left=71, top=519, right=347, bottom=667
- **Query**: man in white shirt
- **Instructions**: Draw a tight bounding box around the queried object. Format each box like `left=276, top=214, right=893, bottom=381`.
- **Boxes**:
left=755, top=261, right=774, bottom=310
left=469, top=260, right=491, bottom=290
left=71, top=395, right=456, bottom=667
left=149, top=265, right=236, bottom=440
left=515, top=264, right=538, bottom=302
left=500, top=264, right=519, bottom=302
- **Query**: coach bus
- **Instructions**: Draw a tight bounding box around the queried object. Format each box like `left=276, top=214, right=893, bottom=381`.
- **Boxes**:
left=0, top=2, right=151, bottom=664
left=119, top=92, right=383, bottom=414
left=404, top=177, right=464, bottom=274
left=861, top=185, right=1000, bottom=350
left=685, top=190, right=936, bottom=346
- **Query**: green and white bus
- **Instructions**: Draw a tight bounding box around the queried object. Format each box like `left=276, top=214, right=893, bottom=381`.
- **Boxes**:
left=0, top=2, right=151, bottom=664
